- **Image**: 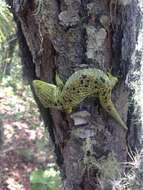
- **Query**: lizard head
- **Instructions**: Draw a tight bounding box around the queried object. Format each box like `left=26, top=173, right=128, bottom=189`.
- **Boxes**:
left=32, top=80, right=57, bottom=108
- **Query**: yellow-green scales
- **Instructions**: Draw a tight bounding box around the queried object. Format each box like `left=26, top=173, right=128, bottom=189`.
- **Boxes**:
left=33, top=68, right=128, bottom=130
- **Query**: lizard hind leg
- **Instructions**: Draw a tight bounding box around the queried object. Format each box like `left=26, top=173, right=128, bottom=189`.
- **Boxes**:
left=65, top=107, right=73, bottom=114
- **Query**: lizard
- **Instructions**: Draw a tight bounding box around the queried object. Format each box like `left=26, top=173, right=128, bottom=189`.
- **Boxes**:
left=33, top=68, right=128, bottom=130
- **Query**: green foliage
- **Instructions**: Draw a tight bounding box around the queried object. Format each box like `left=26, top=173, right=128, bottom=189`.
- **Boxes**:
left=0, top=2, right=15, bottom=42
left=2, top=76, right=18, bottom=91
left=0, top=2, right=19, bottom=81
left=15, top=112, right=23, bottom=120
left=30, top=184, right=47, bottom=190
left=0, top=42, right=21, bottom=81
left=16, top=149, right=35, bottom=162
left=30, top=168, right=63, bottom=190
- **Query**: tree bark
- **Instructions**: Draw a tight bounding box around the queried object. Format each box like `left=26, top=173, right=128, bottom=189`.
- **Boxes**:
left=7, top=0, right=141, bottom=189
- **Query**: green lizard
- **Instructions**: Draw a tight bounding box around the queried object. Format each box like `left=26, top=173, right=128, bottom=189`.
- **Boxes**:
left=33, top=68, right=128, bottom=130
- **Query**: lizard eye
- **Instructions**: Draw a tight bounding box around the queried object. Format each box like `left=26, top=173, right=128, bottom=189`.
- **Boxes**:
left=81, top=75, right=87, bottom=79
left=100, top=77, right=105, bottom=83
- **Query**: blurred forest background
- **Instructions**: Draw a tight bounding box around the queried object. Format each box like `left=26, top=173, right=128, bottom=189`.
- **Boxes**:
left=0, top=2, right=63, bottom=190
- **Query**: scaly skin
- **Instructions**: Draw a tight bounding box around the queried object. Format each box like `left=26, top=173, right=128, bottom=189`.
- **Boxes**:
left=33, top=68, right=128, bottom=130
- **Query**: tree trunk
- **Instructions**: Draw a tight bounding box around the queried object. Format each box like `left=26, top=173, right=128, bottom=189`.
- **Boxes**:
left=7, top=0, right=141, bottom=189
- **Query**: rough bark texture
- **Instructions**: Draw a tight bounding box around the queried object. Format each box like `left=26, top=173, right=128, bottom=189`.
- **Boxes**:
left=7, top=0, right=141, bottom=189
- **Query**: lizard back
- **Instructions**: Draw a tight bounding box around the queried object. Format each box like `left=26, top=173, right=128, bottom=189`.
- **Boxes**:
left=58, top=68, right=111, bottom=110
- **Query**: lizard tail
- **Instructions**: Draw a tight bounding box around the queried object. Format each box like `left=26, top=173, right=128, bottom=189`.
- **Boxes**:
left=99, top=91, right=128, bottom=130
